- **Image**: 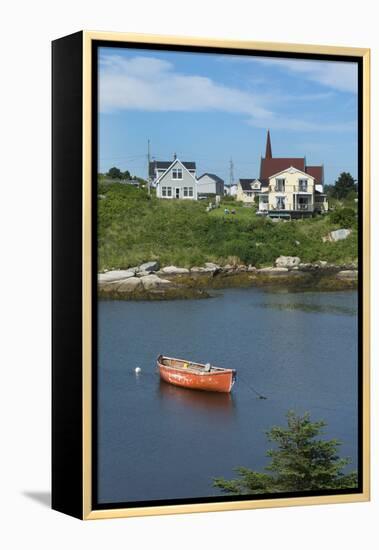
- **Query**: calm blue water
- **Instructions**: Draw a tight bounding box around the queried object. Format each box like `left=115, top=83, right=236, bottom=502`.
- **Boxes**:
left=98, top=288, right=358, bottom=504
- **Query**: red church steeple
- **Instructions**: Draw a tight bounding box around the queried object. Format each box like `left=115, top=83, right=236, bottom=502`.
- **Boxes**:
left=265, top=129, right=272, bottom=159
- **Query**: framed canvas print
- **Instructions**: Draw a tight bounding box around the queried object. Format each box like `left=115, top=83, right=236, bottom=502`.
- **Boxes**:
left=52, top=31, right=370, bottom=520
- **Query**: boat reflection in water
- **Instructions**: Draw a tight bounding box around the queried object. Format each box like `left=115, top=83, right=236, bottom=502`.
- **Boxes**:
left=158, top=379, right=235, bottom=418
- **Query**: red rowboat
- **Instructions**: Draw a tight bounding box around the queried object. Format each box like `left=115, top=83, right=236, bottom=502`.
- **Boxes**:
left=157, top=355, right=236, bottom=393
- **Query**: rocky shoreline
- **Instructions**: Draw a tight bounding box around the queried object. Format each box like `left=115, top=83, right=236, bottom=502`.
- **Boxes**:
left=98, top=257, right=358, bottom=301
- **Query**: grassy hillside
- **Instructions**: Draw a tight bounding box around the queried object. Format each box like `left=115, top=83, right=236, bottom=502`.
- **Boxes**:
left=98, top=183, right=358, bottom=272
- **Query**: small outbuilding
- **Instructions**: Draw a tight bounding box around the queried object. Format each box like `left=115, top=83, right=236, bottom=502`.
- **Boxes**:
left=197, top=173, right=224, bottom=197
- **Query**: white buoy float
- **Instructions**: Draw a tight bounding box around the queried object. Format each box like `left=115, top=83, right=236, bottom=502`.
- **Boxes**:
left=135, top=367, right=141, bottom=374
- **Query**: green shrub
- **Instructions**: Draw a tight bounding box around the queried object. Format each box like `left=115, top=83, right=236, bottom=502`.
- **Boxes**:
left=329, top=208, right=357, bottom=228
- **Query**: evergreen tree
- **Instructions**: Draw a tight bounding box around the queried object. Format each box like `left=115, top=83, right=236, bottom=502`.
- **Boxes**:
left=332, top=172, right=357, bottom=199
left=107, top=166, right=122, bottom=179
left=214, top=411, right=358, bottom=495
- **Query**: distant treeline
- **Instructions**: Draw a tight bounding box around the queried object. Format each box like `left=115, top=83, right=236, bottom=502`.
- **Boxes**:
left=98, top=166, right=147, bottom=185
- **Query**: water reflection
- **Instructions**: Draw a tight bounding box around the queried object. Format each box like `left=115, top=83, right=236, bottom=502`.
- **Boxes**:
left=158, top=379, right=235, bottom=417
left=259, top=302, right=356, bottom=316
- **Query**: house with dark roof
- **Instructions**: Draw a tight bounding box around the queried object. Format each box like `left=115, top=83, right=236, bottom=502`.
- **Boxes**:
left=259, top=130, right=326, bottom=184
left=149, top=156, right=196, bottom=185
left=154, top=157, right=198, bottom=200
left=236, top=178, right=267, bottom=203
left=252, top=131, right=328, bottom=217
left=197, top=173, right=224, bottom=197
left=150, top=155, right=225, bottom=201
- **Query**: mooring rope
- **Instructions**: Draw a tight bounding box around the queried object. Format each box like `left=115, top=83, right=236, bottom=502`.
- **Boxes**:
left=238, top=373, right=268, bottom=400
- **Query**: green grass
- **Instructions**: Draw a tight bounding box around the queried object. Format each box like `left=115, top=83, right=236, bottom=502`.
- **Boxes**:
left=98, top=183, right=358, bottom=271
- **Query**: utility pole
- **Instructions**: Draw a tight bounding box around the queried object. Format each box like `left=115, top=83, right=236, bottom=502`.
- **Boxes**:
left=147, top=139, right=151, bottom=195
left=229, top=157, right=234, bottom=188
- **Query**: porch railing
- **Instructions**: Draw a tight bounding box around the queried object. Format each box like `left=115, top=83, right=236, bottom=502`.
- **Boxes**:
left=267, top=203, right=313, bottom=212
left=296, top=203, right=313, bottom=211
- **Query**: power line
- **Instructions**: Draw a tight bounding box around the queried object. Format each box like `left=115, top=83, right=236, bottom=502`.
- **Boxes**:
left=99, top=153, right=146, bottom=161
left=147, top=139, right=151, bottom=195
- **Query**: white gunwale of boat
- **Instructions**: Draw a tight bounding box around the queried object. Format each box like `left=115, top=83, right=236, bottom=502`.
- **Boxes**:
left=158, top=355, right=234, bottom=376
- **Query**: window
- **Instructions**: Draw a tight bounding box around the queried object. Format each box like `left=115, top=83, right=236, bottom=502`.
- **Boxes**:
left=183, top=187, right=188, bottom=197
left=275, top=178, right=285, bottom=192
left=298, top=179, right=308, bottom=192
left=162, top=186, right=167, bottom=197
left=172, top=168, right=183, bottom=179
left=260, top=195, right=268, bottom=203
left=245, top=191, right=253, bottom=197
left=167, top=187, right=172, bottom=197
left=188, top=187, right=193, bottom=197
left=298, top=196, right=309, bottom=210
left=276, top=196, right=285, bottom=210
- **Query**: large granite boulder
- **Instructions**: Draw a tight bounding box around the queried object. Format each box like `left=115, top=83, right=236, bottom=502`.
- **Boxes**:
left=116, top=277, right=143, bottom=292
left=204, top=262, right=221, bottom=271
left=323, top=229, right=352, bottom=242
left=190, top=267, right=208, bottom=273
left=98, top=270, right=135, bottom=283
left=161, top=266, right=190, bottom=274
left=191, top=264, right=220, bottom=273
left=336, top=270, right=358, bottom=280
left=140, top=274, right=171, bottom=290
left=275, top=256, right=301, bottom=269
left=139, top=261, right=160, bottom=273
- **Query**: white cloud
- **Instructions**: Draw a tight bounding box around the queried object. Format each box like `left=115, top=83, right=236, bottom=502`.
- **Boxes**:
left=255, top=57, right=358, bottom=93
left=99, top=54, right=356, bottom=132
left=99, top=55, right=270, bottom=117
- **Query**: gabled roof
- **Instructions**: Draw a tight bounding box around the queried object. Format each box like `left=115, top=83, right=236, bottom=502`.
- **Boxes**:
left=260, top=157, right=305, bottom=183
left=238, top=178, right=261, bottom=191
left=259, top=130, right=324, bottom=185
left=268, top=166, right=316, bottom=180
left=149, top=160, right=196, bottom=178
left=305, top=165, right=324, bottom=185
left=155, top=158, right=197, bottom=184
left=198, top=173, right=224, bottom=184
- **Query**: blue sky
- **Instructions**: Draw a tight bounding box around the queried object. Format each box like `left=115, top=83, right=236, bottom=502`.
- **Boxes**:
left=98, top=47, right=358, bottom=185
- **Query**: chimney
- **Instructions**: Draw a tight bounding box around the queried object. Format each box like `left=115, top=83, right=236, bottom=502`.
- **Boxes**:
left=265, top=130, right=272, bottom=159
left=173, top=152, right=177, bottom=160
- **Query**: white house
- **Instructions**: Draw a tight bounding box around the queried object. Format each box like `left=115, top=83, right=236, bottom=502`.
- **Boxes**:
left=224, top=184, right=238, bottom=197
left=155, top=158, right=198, bottom=200
left=236, top=179, right=267, bottom=203
left=197, top=173, right=224, bottom=197
left=257, top=166, right=327, bottom=217
left=237, top=131, right=328, bottom=217
left=149, top=157, right=196, bottom=186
